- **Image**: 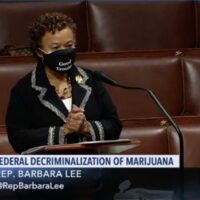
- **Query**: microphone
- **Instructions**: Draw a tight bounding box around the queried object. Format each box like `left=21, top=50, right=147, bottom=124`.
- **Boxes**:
left=87, top=69, right=184, bottom=169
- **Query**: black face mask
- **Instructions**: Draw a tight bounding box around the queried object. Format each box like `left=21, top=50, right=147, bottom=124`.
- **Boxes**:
left=42, top=48, right=76, bottom=73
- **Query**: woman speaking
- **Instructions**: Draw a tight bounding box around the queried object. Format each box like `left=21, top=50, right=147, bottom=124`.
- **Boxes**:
left=6, top=12, right=122, bottom=153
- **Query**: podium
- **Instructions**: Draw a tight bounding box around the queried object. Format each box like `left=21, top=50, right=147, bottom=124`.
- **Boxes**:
left=22, top=139, right=141, bottom=155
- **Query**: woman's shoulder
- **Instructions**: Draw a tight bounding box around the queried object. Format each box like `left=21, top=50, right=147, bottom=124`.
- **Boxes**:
left=11, top=71, right=33, bottom=94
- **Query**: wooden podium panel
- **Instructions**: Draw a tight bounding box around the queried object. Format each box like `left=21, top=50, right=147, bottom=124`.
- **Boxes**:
left=22, top=139, right=141, bottom=155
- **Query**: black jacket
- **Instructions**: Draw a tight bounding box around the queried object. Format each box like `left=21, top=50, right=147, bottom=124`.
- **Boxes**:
left=6, top=61, right=122, bottom=153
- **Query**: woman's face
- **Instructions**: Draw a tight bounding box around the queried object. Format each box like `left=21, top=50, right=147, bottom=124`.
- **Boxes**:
left=39, top=27, right=75, bottom=54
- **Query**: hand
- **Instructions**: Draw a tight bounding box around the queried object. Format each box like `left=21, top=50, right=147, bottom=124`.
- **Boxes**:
left=79, top=119, right=91, bottom=138
left=64, top=104, right=85, bottom=135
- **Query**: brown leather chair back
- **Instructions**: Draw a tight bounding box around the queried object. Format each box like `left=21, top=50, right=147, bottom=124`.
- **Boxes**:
left=76, top=50, right=183, bottom=119
left=87, top=1, right=196, bottom=51
left=0, top=2, right=88, bottom=52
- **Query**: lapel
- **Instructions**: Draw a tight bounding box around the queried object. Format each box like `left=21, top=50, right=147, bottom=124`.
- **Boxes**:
left=31, top=61, right=92, bottom=123
left=71, top=66, right=92, bottom=109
